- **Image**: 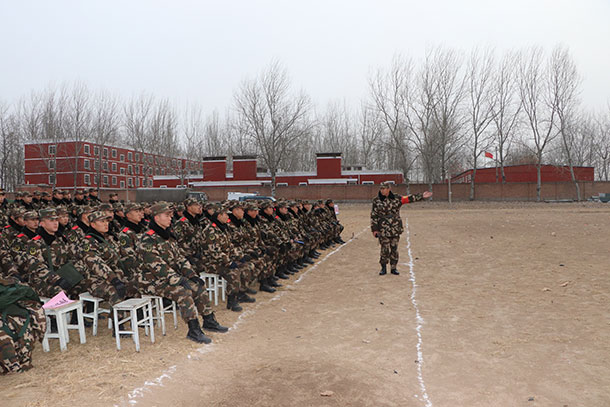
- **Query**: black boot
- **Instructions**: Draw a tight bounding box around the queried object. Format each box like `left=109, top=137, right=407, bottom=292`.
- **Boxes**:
left=259, top=280, right=276, bottom=293
left=267, top=277, right=281, bottom=288
left=303, top=256, right=314, bottom=265
left=271, top=274, right=279, bottom=281
left=202, top=312, right=229, bottom=333
left=246, top=287, right=258, bottom=295
left=390, top=268, right=400, bottom=275
left=187, top=319, right=212, bottom=344
left=276, top=270, right=289, bottom=279
left=287, top=263, right=298, bottom=273
left=238, top=291, right=256, bottom=303
left=379, top=264, right=387, bottom=275
left=309, top=250, right=320, bottom=258
left=297, top=258, right=305, bottom=267
left=335, top=237, right=346, bottom=244
left=227, top=294, right=243, bottom=312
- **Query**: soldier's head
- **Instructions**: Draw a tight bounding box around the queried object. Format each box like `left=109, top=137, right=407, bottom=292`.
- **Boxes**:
left=41, top=191, right=51, bottom=201
left=75, top=189, right=84, bottom=199
left=109, top=192, right=119, bottom=202
left=89, top=211, right=112, bottom=234
left=124, top=203, right=143, bottom=223
left=303, top=201, right=313, bottom=211
left=184, top=198, right=202, bottom=216
left=259, top=201, right=274, bottom=216
left=39, top=209, right=59, bottom=234
left=379, top=182, right=391, bottom=196
left=23, top=191, right=33, bottom=204
left=53, top=189, right=63, bottom=199
left=99, top=203, right=114, bottom=219
left=277, top=201, right=288, bottom=215
left=204, top=202, right=216, bottom=216
left=77, top=206, right=93, bottom=226
left=24, top=211, right=39, bottom=231
left=113, top=202, right=125, bottom=218
left=151, top=202, right=173, bottom=229
left=56, top=207, right=70, bottom=226
left=89, top=188, right=98, bottom=196
left=62, top=190, right=71, bottom=200
left=229, top=201, right=244, bottom=219
left=33, top=191, right=41, bottom=200
left=245, top=203, right=259, bottom=218
left=10, top=208, right=25, bottom=226
left=215, top=207, right=229, bottom=224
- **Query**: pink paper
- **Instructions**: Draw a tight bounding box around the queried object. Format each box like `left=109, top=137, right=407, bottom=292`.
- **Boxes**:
left=43, top=291, right=75, bottom=309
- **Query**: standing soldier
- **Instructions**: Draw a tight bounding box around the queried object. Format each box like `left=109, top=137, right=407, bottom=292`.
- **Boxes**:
left=370, top=182, right=432, bottom=275
left=137, top=203, right=228, bottom=344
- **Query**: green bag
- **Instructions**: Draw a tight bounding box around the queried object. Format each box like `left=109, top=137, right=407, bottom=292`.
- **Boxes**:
left=0, top=283, right=40, bottom=340
left=56, top=263, right=83, bottom=288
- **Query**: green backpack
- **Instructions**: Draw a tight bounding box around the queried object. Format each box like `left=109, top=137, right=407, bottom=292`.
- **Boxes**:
left=0, top=282, right=41, bottom=340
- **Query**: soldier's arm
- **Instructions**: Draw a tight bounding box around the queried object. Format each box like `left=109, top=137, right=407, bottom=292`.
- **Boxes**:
left=81, top=248, right=120, bottom=283
left=23, top=242, right=62, bottom=286
left=138, top=240, right=183, bottom=285
left=371, top=201, right=380, bottom=233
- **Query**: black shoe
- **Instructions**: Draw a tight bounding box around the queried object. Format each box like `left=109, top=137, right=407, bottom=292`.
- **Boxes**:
left=202, top=313, right=229, bottom=333
left=238, top=292, right=256, bottom=303
left=379, top=265, right=387, bottom=276
left=187, top=319, right=212, bottom=344
left=227, top=294, right=243, bottom=312
left=259, top=281, right=276, bottom=293
left=390, top=269, right=400, bottom=275
left=246, top=287, right=258, bottom=295
left=293, top=262, right=304, bottom=270
left=267, top=278, right=281, bottom=288
left=336, top=237, right=346, bottom=244
left=271, top=275, right=279, bottom=281
left=276, top=271, right=289, bottom=279
left=303, top=257, right=314, bottom=265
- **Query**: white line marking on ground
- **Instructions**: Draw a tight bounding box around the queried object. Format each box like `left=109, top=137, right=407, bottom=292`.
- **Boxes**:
left=404, top=216, right=433, bottom=407
left=118, top=227, right=367, bottom=406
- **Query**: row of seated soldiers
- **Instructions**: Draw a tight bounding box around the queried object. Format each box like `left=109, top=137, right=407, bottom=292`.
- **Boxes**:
left=0, top=197, right=345, bottom=345
left=0, top=188, right=113, bottom=212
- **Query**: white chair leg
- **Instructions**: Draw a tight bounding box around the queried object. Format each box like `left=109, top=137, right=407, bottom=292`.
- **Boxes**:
left=92, top=300, right=99, bottom=336
left=171, top=301, right=178, bottom=329
left=42, top=316, right=51, bottom=352
left=158, top=298, right=166, bottom=336
left=148, top=302, right=155, bottom=344
left=76, top=307, right=86, bottom=344
left=131, top=309, right=140, bottom=352
left=56, top=315, right=67, bottom=352
left=114, top=308, right=121, bottom=351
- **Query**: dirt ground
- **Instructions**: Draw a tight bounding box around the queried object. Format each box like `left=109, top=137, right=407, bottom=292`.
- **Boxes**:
left=2, top=202, right=610, bottom=406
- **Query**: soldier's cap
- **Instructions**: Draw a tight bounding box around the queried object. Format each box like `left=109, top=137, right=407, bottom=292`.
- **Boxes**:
left=41, top=191, right=51, bottom=197
left=112, top=202, right=124, bottom=211
left=213, top=204, right=228, bottom=215
left=123, top=202, right=142, bottom=213
left=14, top=191, right=23, bottom=198
left=325, top=199, right=334, bottom=205
left=89, top=188, right=97, bottom=193
left=52, top=190, right=62, bottom=195
left=244, top=202, right=259, bottom=212
left=175, top=204, right=185, bottom=212
left=76, top=205, right=94, bottom=218
left=55, top=206, right=69, bottom=215
left=258, top=201, right=273, bottom=210
left=276, top=201, right=288, bottom=208
left=379, top=181, right=392, bottom=188
left=109, top=192, right=118, bottom=197
left=184, top=198, right=201, bottom=207
left=23, top=191, right=32, bottom=198
left=98, top=203, right=113, bottom=211
left=88, top=211, right=112, bottom=223
left=227, top=200, right=244, bottom=211
left=75, top=189, right=85, bottom=195
left=62, top=190, right=70, bottom=195
left=24, top=210, right=39, bottom=220
left=10, top=207, right=26, bottom=218
left=33, top=190, right=41, bottom=196
left=39, top=208, right=58, bottom=220
left=150, top=202, right=173, bottom=217
left=204, top=202, right=216, bottom=210
left=303, top=200, right=313, bottom=206
left=288, top=200, right=299, bottom=208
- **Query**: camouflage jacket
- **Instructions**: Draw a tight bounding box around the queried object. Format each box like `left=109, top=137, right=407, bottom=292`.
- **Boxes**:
left=370, top=191, right=422, bottom=237
left=137, top=222, right=197, bottom=286
left=116, top=221, right=144, bottom=277
left=78, top=230, right=123, bottom=285
left=200, top=221, right=234, bottom=269
left=172, top=213, right=204, bottom=262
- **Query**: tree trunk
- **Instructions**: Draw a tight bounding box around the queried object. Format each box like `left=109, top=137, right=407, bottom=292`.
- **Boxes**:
left=536, top=157, right=542, bottom=202
left=271, top=171, right=276, bottom=198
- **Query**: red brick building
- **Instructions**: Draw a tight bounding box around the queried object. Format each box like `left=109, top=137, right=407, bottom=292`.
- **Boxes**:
left=24, top=141, right=204, bottom=190
left=450, top=164, right=594, bottom=184
left=153, top=153, right=404, bottom=188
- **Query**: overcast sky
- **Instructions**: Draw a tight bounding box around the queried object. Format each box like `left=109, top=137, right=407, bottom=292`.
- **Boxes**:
left=1, top=0, right=609, bottom=114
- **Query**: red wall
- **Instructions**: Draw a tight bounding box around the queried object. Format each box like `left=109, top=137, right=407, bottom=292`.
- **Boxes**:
left=233, top=159, right=257, bottom=180
left=316, top=157, right=342, bottom=178
left=454, top=165, right=594, bottom=183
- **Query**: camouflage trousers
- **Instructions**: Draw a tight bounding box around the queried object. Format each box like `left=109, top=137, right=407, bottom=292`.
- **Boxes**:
left=207, top=264, right=242, bottom=296
left=1, top=304, right=46, bottom=375
left=379, top=236, right=400, bottom=266
left=142, top=280, right=211, bottom=322
left=86, top=279, right=140, bottom=306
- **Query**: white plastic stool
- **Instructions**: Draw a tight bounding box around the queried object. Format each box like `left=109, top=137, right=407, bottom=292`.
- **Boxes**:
left=142, top=295, right=177, bottom=335
left=79, top=292, right=112, bottom=336
left=41, top=300, right=87, bottom=352
left=200, top=272, right=219, bottom=306
left=112, top=298, right=155, bottom=352
left=218, top=277, right=227, bottom=302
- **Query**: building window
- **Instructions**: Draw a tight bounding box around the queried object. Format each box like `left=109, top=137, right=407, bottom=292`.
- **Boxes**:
left=83, top=144, right=90, bottom=155
left=49, top=174, right=56, bottom=185
left=135, top=166, right=139, bottom=175
left=48, top=145, right=56, bottom=155
left=148, top=168, right=153, bottom=176
left=112, top=176, right=117, bottom=186
left=103, top=148, right=108, bottom=158
left=148, top=179, right=153, bottom=187
left=136, top=178, right=140, bottom=187
left=94, top=175, right=98, bottom=185
left=128, top=178, right=133, bottom=187
left=276, top=182, right=288, bottom=187
left=120, top=167, right=125, bottom=175
left=120, top=154, right=125, bottom=162
left=128, top=165, right=133, bottom=175
left=112, top=149, right=117, bottom=158
left=112, top=162, right=117, bottom=172
left=84, top=174, right=90, bottom=185
left=135, top=153, right=140, bottom=162
left=84, top=159, right=90, bottom=170
left=128, top=152, right=133, bottom=162
left=48, top=160, right=55, bottom=169
left=94, top=160, right=99, bottom=170
left=120, top=180, right=125, bottom=189
left=94, top=146, right=100, bottom=156
left=103, top=161, right=108, bottom=171
left=103, top=175, right=109, bottom=185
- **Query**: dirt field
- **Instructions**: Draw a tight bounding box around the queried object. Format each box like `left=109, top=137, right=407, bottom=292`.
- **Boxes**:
left=2, top=202, right=610, bottom=406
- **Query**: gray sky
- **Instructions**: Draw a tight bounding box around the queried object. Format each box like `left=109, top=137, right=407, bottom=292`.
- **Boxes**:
left=2, top=0, right=609, bottom=113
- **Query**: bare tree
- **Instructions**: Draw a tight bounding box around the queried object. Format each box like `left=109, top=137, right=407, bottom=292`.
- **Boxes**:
left=549, top=46, right=582, bottom=200
left=491, top=51, right=522, bottom=183
left=518, top=47, right=559, bottom=201
left=123, top=93, right=154, bottom=153
left=63, top=83, right=92, bottom=190
left=91, top=91, right=119, bottom=190
left=356, top=104, right=384, bottom=169
left=233, top=61, right=312, bottom=196
left=466, top=48, right=497, bottom=200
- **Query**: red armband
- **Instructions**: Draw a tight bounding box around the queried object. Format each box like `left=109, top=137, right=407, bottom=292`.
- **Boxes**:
left=401, top=196, right=410, bottom=204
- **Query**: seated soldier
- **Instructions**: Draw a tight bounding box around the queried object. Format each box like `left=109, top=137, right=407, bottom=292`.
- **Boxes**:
left=137, top=203, right=228, bottom=344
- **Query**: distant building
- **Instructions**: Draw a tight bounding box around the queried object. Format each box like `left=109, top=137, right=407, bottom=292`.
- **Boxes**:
left=451, top=164, right=594, bottom=184
left=153, top=153, right=404, bottom=188
left=24, top=141, right=204, bottom=190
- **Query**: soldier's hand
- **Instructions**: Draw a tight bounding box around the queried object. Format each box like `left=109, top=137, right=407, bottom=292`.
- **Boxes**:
left=189, top=276, right=205, bottom=288
left=111, top=277, right=127, bottom=299
left=55, top=277, right=72, bottom=291
left=423, top=191, right=433, bottom=199
left=178, top=277, right=193, bottom=291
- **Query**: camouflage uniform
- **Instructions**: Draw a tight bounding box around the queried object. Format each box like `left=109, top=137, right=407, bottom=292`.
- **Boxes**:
left=0, top=276, right=46, bottom=374
left=137, top=221, right=213, bottom=322
left=200, top=220, right=245, bottom=296
left=172, top=211, right=206, bottom=272
left=370, top=188, right=423, bottom=267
